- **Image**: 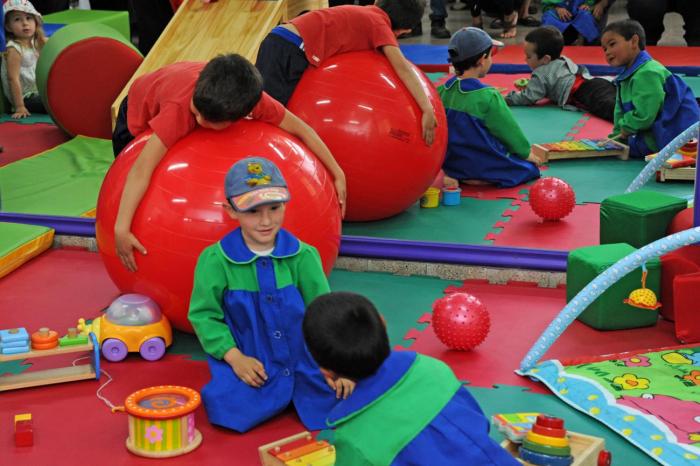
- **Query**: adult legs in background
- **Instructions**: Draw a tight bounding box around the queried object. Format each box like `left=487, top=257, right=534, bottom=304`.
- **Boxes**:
left=128, top=0, right=174, bottom=55
left=429, top=0, right=451, bottom=38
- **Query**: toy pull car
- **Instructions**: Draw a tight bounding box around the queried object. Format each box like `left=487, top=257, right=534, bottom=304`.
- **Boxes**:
left=78, top=294, right=172, bottom=362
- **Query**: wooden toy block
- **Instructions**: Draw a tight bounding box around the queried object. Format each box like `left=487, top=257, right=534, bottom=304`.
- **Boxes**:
left=531, top=139, right=629, bottom=162
left=0, top=328, right=29, bottom=344
left=14, top=414, right=33, bottom=447
left=502, top=431, right=606, bottom=466
left=59, top=328, right=89, bottom=347
left=658, top=166, right=696, bottom=182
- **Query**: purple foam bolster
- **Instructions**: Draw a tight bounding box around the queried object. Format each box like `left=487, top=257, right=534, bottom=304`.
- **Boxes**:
left=0, top=214, right=568, bottom=271
left=0, top=212, right=95, bottom=237
left=339, top=236, right=568, bottom=271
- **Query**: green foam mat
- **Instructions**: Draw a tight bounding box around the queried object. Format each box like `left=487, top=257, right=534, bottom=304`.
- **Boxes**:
left=510, top=106, right=585, bottom=144
left=0, top=113, right=54, bottom=125
left=0, top=136, right=113, bottom=216
left=342, top=198, right=512, bottom=245
left=682, top=75, right=700, bottom=96
left=544, top=158, right=694, bottom=204
left=470, top=384, right=657, bottom=466
left=0, top=222, right=52, bottom=257
left=43, top=9, right=130, bottom=41
left=169, top=270, right=460, bottom=359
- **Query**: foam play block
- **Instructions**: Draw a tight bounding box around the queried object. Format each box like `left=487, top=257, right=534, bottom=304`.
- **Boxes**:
left=673, top=271, right=700, bottom=343
left=600, top=190, right=687, bottom=248
left=43, top=9, right=130, bottom=40
left=567, top=243, right=660, bottom=330
left=660, top=244, right=700, bottom=321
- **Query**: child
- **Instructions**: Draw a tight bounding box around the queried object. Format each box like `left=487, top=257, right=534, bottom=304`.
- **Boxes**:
left=505, top=26, right=616, bottom=122
left=541, top=0, right=609, bottom=45
left=1, top=0, right=47, bottom=119
left=254, top=0, right=437, bottom=145
left=439, top=27, right=540, bottom=189
left=188, top=157, right=354, bottom=433
left=303, top=292, right=521, bottom=465
left=602, top=20, right=700, bottom=158
left=112, top=54, right=346, bottom=272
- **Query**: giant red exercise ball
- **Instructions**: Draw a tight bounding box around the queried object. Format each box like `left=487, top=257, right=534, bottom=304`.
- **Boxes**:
left=432, top=292, right=490, bottom=351
left=96, top=122, right=342, bottom=332
left=288, top=51, right=447, bottom=221
left=529, top=177, right=576, bottom=221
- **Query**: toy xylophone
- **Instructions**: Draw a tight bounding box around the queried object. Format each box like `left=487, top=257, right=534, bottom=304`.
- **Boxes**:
left=531, top=139, right=629, bottom=162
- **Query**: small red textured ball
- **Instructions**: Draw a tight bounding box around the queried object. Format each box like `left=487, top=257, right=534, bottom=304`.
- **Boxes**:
left=529, top=177, right=576, bottom=221
left=432, top=293, right=490, bottom=351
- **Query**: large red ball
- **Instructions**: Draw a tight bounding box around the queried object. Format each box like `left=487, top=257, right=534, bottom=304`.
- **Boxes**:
left=432, top=293, right=490, bottom=351
left=96, top=121, right=341, bottom=332
left=529, top=177, right=576, bottom=221
left=288, top=51, right=447, bottom=221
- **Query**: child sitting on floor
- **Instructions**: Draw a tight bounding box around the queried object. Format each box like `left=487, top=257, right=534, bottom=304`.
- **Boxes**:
left=188, top=157, right=354, bottom=433
left=1, top=0, right=47, bottom=119
left=439, top=27, right=541, bottom=189
left=506, top=26, right=616, bottom=122
left=541, top=0, right=609, bottom=45
left=303, top=291, right=520, bottom=465
left=602, top=20, right=700, bottom=158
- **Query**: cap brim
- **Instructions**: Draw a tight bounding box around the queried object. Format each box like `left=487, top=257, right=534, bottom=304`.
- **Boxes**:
left=491, top=39, right=505, bottom=56
left=231, top=186, right=290, bottom=212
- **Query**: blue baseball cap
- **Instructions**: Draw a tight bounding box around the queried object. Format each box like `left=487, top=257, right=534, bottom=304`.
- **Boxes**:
left=447, top=27, right=503, bottom=63
left=224, top=157, right=290, bottom=212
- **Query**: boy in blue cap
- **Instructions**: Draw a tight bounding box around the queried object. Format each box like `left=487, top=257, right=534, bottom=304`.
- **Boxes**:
left=439, top=27, right=541, bottom=189
left=303, top=291, right=520, bottom=465
left=188, top=157, right=354, bottom=433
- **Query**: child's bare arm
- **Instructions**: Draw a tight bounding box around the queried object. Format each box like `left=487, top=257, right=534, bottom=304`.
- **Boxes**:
left=6, top=48, right=29, bottom=119
left=382, top=45, right=437, bottom=146
left=505, top=74, right=548, bottom=106
left=114, top=133, right=168, bottom=271
left=278, top=110, right=347, bottom=217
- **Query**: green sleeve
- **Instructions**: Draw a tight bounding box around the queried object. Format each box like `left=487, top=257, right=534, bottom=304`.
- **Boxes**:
left=482, top=91, right=531, bottom=159
left=295, top=245, right=331, bottom=306
left=188, top=246, right=237, bottom=359
left=610, top=95, right=623, bottom=138
left=617, top=68, right=665, bottom=135
left=334, top=441, right=375, bottom=466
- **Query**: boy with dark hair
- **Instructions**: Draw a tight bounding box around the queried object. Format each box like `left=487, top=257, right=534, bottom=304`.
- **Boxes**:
left=255, top=0, right=437, bottom=145
left=505, top=26, right=616, bottom=122
left=303, top=291, right=520, bottom=466
left=112, top=54, right=346, bottom=272
left=189, top=157, right=354, bottom=433
left=602, top=20, right=700, bottom=158
left=439, top=27, right=541, bottom=189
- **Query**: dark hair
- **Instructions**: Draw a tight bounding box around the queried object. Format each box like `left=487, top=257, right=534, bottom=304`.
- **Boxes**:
left=603, top=20, right=646, bottom=50
left=525, top=26, right=564, bottom=60
left=303, top=292, right=390, bottom=379
left=452, top=46, right=492, bottom=76
left=376, top=0, right=425, bottom=30
left=192, top=54, right=263, bottom=122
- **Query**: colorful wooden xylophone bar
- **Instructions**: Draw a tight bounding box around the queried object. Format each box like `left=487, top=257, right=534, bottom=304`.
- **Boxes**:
left=531, top=138, right=629, bottom=162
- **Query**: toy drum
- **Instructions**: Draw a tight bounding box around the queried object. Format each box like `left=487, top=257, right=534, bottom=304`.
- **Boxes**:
left=124, top=385, right=202, bottom=458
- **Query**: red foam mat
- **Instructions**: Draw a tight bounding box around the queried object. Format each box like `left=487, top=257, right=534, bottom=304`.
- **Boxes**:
left=487, top=202, right=600, bottom=250
left=0, top=122, right=69, bottom=167
left=565, top=113, right=614, bottom=140
left=404, top=280, right=679, bottom=394
left=495, top=45, right=698, bottom=67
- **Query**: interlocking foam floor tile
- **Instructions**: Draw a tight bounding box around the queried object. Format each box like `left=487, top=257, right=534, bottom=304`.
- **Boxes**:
left=564, top=113, right=613, bottom=141
left=403, top=279, right=679, bottom=394
left=487, top=201, right=600, bottom=251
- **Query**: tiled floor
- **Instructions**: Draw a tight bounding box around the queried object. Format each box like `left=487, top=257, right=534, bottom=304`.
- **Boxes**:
left=400, top=0, right=688, bottom=47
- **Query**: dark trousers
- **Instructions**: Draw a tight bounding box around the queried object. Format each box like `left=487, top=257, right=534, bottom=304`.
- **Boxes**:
left=128, top=0, right=174, bottom=55
left=627, top=0, right=700, bottom=46
left=255, top=34, right=309, bottom=106
left=112, top=96, right=134, bottom=156
left=572, top=78, right=616, bottom=123
left=24, top=94, right=46, bottom=114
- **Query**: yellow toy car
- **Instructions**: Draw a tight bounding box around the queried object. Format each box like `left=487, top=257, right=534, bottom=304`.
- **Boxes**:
left=78, top=294, right=172, bottom=362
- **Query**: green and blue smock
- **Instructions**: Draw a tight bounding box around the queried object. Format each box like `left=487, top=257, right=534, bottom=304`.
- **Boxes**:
left=328, top=351, right=521, bottom=466
left=611, top=50, right=700, bottom=158
left=439, top=77, right=539, bottom=188
left=188, top=228, right=338, bottom=432
left=541, top=0, right=601, bottom=43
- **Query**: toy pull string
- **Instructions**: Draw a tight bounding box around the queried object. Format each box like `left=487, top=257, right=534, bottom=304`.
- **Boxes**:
left=72, top=356, right=117, bottom=411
